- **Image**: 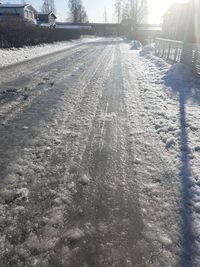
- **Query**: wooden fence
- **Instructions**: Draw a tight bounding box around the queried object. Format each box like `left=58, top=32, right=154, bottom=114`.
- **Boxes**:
left=155, top=38, right=200, bottom=75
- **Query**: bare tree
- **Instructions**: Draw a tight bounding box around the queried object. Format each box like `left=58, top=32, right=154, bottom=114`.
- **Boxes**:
left=41, top=0, right=56, bottom=14
left=115, top=0, right=122, bottom=24
left=121, top=1, right=129, bottom=21
left=79, top=4, right=88, bottom=23
left=128, top=0, right=148, bottom=25
left=121, top=0, right=148, bottom=36
left=67, top=0, right=88, bottom=23
left=103, top=8, right=108, bottom=23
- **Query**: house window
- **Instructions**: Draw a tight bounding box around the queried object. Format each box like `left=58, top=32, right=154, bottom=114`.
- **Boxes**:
left=31, top=12, right=35, bottom=19
left=25, top=10, right=29, bottom=18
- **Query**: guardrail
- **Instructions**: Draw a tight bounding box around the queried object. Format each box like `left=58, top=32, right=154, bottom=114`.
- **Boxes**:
left=155, top=38, right=200, bottom=75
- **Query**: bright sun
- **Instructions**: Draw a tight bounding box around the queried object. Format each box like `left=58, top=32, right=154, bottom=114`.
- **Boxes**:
left=149, top=0, right=172, bottom=23
left=149, top=0, right=189, bottom=24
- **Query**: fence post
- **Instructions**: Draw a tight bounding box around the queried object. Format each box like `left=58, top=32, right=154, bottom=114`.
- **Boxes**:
left=181, top=42, right=188, bottom=64
left=162, top=41, right=165, bottom=58
left=167, top=42, right=171, bottom=60
left=155, top=38, right=184, bottom=64
left=159, top=41, right=161, bottom=56
left=174, top=44, right=178, bottom=62
left=155, top=39, right=158, bottom=55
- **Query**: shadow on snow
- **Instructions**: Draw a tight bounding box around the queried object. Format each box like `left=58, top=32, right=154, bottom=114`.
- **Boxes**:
left=162, top=64, right=200, bottom=266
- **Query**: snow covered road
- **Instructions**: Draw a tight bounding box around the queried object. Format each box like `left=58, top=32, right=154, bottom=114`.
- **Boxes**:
left=0, top=39, right=200, bottom=266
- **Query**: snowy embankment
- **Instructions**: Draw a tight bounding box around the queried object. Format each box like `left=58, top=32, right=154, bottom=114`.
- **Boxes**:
left=0, top=37, right=99, bottom=68
left=127, top=42, right=200, bottom=265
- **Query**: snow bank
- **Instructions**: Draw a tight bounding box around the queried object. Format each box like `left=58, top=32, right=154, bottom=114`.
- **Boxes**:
left=164, top=63, right=193, bottom=82
left=124, top=38, right=200, bottom=264
left=139, top=43, right=170, bottom=73
left=128, top=43, right=200, bottom=265
left=130, top=40, right=143, bottom=50
left=140, top=43, right=155, bottom=56
left=0, top=37, right=100, bottom=68
left=122, top=46, right=182, bottom=265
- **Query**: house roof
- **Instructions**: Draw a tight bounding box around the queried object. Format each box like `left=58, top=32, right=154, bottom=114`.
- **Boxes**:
left=0, top=4, right=28, bottom=8
left=0, top=4, right=37, bottom=13
left=38, top=12, right=57, bottom=19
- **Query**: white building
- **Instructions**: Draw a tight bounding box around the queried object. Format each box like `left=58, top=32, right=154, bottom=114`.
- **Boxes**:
left=0, top=4, right=37, bottom=24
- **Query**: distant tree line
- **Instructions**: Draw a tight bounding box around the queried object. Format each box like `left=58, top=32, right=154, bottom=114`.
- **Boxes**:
left=0, top=18, right=81, bottom=48
left=115, top=0, right=148, bottom=24
left=41, top=0, right=56, bottom=14
left=115, top=0, right=148, bottom=37
left=67, top=0, right=88, bottom=23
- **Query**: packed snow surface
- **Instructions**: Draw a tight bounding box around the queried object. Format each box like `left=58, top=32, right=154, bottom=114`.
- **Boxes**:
left=0, top=39, right=200, bottom=266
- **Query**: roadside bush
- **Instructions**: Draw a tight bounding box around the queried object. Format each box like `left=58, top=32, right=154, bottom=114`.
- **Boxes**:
left=0, top=18, right=81, bottom=48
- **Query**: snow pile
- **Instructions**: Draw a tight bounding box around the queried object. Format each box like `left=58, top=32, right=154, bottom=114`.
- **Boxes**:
left=140, top=43, right=155, bottom=56
left=130, top=40, right=143, bottom=50
left=139, top=43, right=170, bottom=73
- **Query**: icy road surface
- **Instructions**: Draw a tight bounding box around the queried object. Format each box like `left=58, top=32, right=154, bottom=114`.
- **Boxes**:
left=0, top=39, right=200, bottom=266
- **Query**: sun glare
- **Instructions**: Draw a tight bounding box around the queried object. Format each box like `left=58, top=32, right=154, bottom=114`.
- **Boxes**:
left=148, top=0, right=189, bottom=24
left=149, top=0, right=173, bottom=24
left=176, top=0, right=189, bottom=2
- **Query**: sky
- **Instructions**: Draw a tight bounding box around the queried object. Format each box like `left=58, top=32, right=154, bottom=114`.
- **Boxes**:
left=3, top=0, right=173, bottom=23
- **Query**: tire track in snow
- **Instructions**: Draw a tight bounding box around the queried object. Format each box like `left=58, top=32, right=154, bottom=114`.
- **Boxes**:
left=53, top=44, right=147, bottom=267
left=0, top=41, right=117, bottom=266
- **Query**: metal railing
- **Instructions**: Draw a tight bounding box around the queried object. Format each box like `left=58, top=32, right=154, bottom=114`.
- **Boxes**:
left=195, top=50, right=200, bottom=75
left=155, top=38, right=183, bottom=63
left=155, top=38, right=200, bottom=75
